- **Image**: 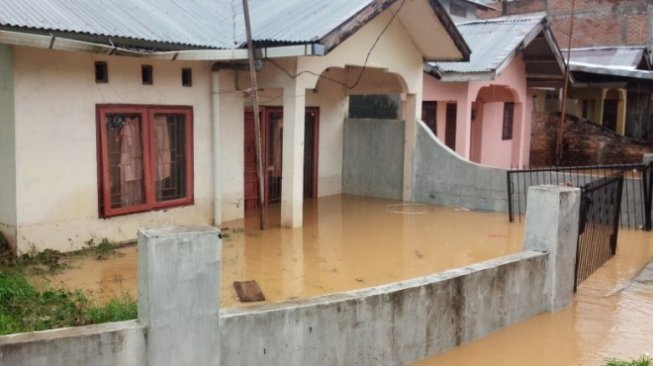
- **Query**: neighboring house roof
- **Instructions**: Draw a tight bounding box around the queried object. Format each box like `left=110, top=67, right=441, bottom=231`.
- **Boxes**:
left=425, top=14, right=567, bottom=86
left=563, top=46, right=653, bottom=80
left=0, top=0, right=470, bottom=61
left=455, top=0, right=496, bottom=11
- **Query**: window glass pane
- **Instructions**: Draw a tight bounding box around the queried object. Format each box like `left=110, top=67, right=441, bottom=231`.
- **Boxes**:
left=154, top=114, right=187, bottom=202
left=502, top=102, right=514, bottom=140
left=106, top=114, right=145, bottom=209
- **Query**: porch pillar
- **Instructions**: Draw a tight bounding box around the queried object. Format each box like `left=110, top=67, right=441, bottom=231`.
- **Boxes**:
left=403, top=93, right=420, bottom=202
left=616, top=89, right=627, bottom=135
left=455, top=98, right=473, bottom=159
left=281, top=77, right=306, bottom=228
left=210, top=71, right=222, bottom=225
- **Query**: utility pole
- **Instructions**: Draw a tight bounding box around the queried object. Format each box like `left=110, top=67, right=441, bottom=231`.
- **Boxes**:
left=556, top=0, right=576, bottom=165
left=242, top=0, right=267, bottom=229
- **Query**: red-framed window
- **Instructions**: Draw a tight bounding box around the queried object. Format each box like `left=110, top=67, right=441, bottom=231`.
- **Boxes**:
left=97, top=105, right=194, bottom=217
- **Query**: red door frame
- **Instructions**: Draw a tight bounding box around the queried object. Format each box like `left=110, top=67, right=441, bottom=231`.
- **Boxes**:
left=243, top=106, right=319, bottom=210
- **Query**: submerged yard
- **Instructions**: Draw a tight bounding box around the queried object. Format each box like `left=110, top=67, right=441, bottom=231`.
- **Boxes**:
left=413, top=228, right=653, bottom=366
left=37, top=195, right=524, bottom=308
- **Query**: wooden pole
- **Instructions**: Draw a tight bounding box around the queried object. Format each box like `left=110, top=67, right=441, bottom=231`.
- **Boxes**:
left=242, top=0, right=267, bottom=229
left=556, top=0, right=576, bottom=165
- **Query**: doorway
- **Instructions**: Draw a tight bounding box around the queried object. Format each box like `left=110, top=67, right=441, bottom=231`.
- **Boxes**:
left=244, top=107, right=319, bottom=211
left=445, top=102, right=457, bottom=150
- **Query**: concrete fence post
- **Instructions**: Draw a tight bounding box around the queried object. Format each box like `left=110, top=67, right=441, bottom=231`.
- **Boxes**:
left=643, top=153, right=653, bottom=166
left=523, top=185, right=580, bottom=312
left=138, top=226, right=221, bottom=366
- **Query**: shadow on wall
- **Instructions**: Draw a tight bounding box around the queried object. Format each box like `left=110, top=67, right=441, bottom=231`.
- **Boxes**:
left=414, top=121, right=509, bottom=212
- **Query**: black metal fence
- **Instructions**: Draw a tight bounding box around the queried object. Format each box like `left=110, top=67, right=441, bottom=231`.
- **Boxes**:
left=507, top=163, right=653, bottom=230
left=574, top=174, right=625, bottom=291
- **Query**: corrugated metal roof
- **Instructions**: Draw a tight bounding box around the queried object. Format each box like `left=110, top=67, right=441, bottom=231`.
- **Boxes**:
left=428, top=14, right=545, bottom=75
left=564, top=46, right=648, bottom=69
left=242, top=0, right=374, bottom=44
left=0, top=0, right=384, bottom=49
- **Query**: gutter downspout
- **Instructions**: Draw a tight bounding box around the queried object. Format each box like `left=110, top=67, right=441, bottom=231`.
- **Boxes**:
left=210, top=70, right=222, bottom=226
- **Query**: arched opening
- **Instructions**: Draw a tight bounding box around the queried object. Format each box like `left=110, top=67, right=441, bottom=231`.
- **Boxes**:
left=243, top=65, right=412, bottom=214
left=470, top=85, right=522, bottom=168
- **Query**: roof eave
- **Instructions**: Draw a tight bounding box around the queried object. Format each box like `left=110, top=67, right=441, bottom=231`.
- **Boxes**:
left=438, top=71, right=496, bottom=82
left=426, top=0, right=470, bottom=61
left=318, top=0, right=470, bottom=61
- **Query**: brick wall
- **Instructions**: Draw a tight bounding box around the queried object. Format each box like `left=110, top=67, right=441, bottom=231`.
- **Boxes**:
left=530, top=112, right=653, bottom=166
left=481, top=0, right=652, bottom=48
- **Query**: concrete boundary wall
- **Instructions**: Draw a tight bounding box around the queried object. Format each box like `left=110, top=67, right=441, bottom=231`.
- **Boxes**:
left=0, top=320, right=146, bottom=366
left=220, top=251, right=549, bottom=366
left=414, top=120, right=509, bottom=211
left=415, top=121, right=647, bottom=227
left=0, top=189, right=579, bottom=365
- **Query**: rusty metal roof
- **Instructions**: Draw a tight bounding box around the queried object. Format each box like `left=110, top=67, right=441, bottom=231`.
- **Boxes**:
left=427, top=14, right=546, bottom=78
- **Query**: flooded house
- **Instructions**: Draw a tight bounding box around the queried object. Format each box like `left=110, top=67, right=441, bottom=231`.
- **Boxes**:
left=422, top=14, right=567, bottom=169
left=0, top=0, right=471, bottom=254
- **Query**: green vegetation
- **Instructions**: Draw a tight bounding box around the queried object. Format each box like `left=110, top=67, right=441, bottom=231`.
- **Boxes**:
left=0, top=270, right=136, bottom=335
left=606, top=355, right=652, bottom=366
left=84, top=238, right=118, bottom=260
left=0, top=233, right=136, bottom=336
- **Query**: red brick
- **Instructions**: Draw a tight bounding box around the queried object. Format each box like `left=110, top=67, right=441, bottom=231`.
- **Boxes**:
left=530, top=112, right=653, bottom=167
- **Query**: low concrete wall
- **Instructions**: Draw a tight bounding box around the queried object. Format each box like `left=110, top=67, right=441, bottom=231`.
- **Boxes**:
left=414, top=121, right=508, bottom=211
left=220, top=252, right=548, bottom=366
left=0, top=321, right=146, bottom=366
left=342, top=118, right=405, bottom=200
left=0, top=190, right=579, bottom=365
left=415, top=121, right=647, bottom=228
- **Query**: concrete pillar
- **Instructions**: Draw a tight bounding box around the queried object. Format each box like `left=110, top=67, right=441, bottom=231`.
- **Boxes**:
left=643, top=153, right=653, bottom=166
left=455, top=98, right=472, bottom=160
left=524, top=185, right=580, bottom=312
left=281, top=77, right=306, bottom=227
left=211, top=71, right=222, bottom=225
left=138, top=226, right=221, bottom=366
left=616, top=89, right=627, bottom=136
left=0, top=45, right=16, bottom=252
left=402, top=93, right=419, bottom=202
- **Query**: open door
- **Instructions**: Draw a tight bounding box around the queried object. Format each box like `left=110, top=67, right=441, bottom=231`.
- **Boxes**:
left=244, top=107, right=319, bottom=212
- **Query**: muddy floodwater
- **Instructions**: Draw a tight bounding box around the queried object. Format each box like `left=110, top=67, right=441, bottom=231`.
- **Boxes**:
left=40, top=195, right=523, bottom=308
left=413, top=228, right=653, bottom=366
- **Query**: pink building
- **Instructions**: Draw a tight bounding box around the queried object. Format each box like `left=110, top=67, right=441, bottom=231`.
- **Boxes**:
left=422, top=15, right=567, bottom=169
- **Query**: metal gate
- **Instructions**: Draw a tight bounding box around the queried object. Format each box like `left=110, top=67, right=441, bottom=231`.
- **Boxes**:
left=574, top=174, right=624, bottom=291
left=507, top=163, right=652, bottom=230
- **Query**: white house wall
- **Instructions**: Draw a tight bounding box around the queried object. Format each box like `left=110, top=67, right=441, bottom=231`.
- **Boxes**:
left=0, top=45, right=17, bottom=248
left=12, top=47, right=213, bottom=252
left=218, top=7, right=425, bottom=222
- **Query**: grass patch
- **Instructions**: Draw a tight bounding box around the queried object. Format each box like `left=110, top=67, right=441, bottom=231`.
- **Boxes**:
left=0, top=269, right=136, bottom=336
left=0, top=233, right=135, bottom=335
left=606, top=355, right=652, bottom=366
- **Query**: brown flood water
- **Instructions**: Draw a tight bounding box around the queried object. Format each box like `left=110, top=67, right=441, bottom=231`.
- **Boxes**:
left=413, top=228, right=653, bottom=366
left=39, top=195, right=523, bottom=308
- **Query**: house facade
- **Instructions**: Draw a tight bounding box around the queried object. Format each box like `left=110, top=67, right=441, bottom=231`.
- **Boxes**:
left=0, top=0, right=470, bottom=253
left=422, top=15, right=566, bottom=168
